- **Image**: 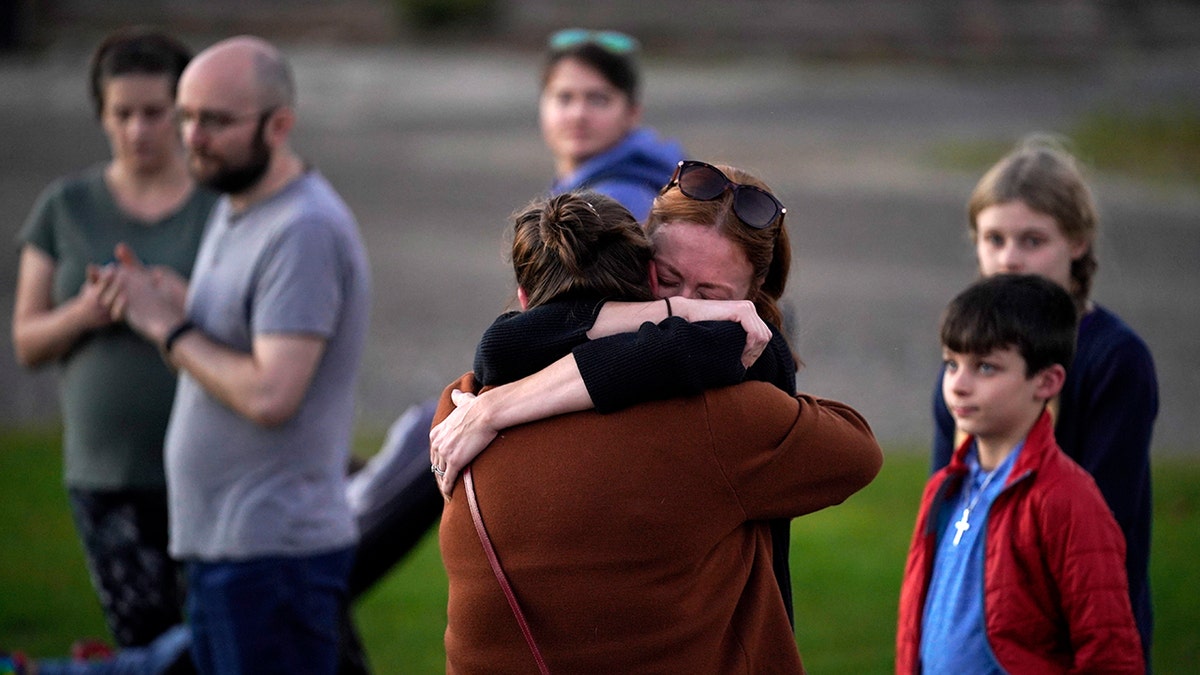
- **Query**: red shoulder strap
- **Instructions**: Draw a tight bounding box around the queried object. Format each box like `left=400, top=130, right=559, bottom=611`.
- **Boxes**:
left=464, top=466, right=550, bottom=675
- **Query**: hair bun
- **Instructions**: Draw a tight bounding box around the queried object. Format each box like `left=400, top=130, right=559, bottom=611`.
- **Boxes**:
left=539, top=194, right=604, bottom=274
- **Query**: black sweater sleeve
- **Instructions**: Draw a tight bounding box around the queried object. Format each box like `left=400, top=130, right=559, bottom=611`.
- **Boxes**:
left=744, top=323, right=798, bottom=395
left=576, top=319, right=797, bottom=412
left=473, top=300, right=605, bottom=386
left=473, top=298, right=797, bottom=411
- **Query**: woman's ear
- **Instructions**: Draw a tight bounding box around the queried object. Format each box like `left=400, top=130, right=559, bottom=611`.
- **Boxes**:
left=647, top=259, right=659, bottom=297
left=517, top=286, right=529, bottom=311
left=1033, top=363, right=1067, bottom=402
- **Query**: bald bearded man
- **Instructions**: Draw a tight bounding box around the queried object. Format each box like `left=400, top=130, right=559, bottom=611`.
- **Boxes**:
left=104, top=36, right=370, bottom=674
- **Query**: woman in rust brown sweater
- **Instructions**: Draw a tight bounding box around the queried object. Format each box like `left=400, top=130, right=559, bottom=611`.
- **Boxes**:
left=435, top=191, right=882, bottom=674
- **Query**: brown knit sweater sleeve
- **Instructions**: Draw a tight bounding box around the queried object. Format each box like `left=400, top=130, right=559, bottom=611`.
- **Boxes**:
left=704, top=381, right=883, bottom=520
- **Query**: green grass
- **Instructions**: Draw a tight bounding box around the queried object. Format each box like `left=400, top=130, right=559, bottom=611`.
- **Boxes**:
left=1071, top=103, right=1200, bottom=186
left=3, top=427, right=1197, bottom=672
left=789, top=449, right=927, bottom=672
left=928, top=101, right=1200, bottom=188
left=0, top=427, right=109, bottom=649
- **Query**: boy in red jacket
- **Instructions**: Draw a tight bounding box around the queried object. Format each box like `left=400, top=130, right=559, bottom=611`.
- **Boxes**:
left=897, top=274, right=1143, bottom=674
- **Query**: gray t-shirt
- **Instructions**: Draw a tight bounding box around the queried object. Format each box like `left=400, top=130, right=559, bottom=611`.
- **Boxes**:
left=164, top=171, right=370, bottom=560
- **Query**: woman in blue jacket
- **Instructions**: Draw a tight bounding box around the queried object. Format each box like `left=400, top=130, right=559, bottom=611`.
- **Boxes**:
left=539, top=28, right=685, bottom=221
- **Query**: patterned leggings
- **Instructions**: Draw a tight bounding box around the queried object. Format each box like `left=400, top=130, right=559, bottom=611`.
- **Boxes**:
left=67, top=488, right=184, bottom=648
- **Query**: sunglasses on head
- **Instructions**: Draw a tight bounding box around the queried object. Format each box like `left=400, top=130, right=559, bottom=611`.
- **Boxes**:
left=663, top=160, right=786, bottom=230
left=548, top=28, right=640, bottom=55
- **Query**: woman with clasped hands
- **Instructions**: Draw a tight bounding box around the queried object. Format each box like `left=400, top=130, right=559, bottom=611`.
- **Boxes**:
left=11, top=28, right=215, bottom=649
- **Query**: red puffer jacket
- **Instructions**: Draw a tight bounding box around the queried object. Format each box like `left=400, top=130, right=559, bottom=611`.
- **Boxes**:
left=897, top=411, right=1143, bottom=674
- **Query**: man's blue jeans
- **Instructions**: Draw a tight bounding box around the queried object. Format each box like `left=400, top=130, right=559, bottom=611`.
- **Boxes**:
left=186, top=547, right=354, bottom=675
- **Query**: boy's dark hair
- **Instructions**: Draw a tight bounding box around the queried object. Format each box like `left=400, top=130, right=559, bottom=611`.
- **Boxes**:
left=88, top=27, right=193, bottom=118
left=940, top=274, right=1078, bottom=377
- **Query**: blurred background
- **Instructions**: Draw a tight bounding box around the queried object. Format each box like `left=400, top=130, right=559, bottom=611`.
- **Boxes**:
left=2, top=0, right=1199, bottom=452
left=3, top=1, right=1200, bottom=671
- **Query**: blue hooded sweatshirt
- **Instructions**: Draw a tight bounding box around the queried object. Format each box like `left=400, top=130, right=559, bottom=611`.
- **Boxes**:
left=550, top=127, right=686, bottom=222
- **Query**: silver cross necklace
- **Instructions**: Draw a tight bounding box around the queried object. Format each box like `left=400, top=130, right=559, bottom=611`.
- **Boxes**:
left=951, top=467, right=1001, bottom=546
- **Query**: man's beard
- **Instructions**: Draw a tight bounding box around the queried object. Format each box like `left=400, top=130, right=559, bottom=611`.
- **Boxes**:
left=195, top=121, right=272, bottom=195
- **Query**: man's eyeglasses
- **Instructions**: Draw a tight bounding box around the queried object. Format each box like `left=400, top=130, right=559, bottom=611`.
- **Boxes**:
left=548, top=28, right=640, bottom=55
left=175, top=107, right=277, bottom=134
left=663, top=160, right=786, bottom=230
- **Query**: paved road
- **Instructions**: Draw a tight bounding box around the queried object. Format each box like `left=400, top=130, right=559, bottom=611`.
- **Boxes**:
left=2, top=42, right=1197, bottom=452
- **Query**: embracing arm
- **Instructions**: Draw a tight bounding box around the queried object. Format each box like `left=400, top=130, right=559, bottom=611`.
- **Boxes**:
left=473, top=300, right=604, bottom=386
left=12, top=245, right=114, bottom=367
left=437, top=298, right=786, bottom=496
left=578, top=295, right=796, bottom=412
left=433, top=299, right=776, bottom=496
left=713, top=384, right=883, bottom=520
left=474, top=297, right=774, bottom=387
left=575, top=318, right=763, bottom=412
left=588, top=297, right=771, bottom=368
left=430, top=353, right=592, bottom=495
left=571, top=296, right=787, bottom=412
left=449, top=316, right=755, bottom=453
left=431, top=320, right=786, bottom=497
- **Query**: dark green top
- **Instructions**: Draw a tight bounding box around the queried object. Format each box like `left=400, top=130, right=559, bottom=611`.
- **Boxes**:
left=17, top=164, right=216, bottom=489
